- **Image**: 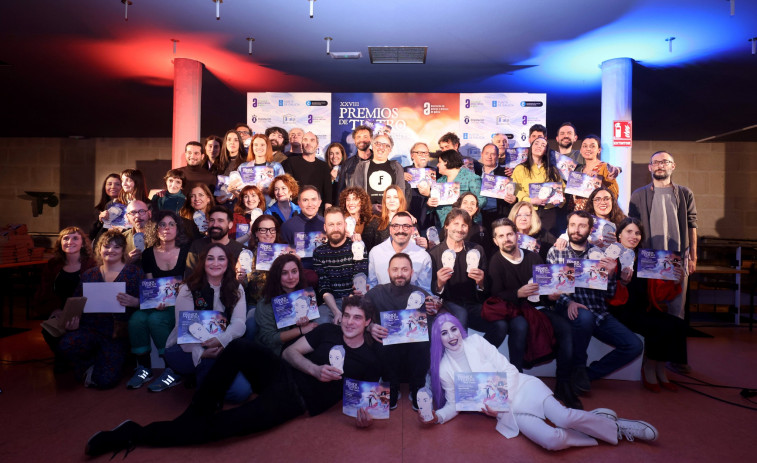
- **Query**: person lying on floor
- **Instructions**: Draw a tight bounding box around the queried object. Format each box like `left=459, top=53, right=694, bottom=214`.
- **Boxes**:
left=84, top=295, right=383, bottom=457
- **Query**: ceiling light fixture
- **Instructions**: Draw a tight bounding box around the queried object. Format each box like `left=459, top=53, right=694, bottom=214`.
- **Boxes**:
left=212, top=0, right=222, bottom=20
left=324, top=37, right=361, bottom=59
left=324, top=36, right=332, bottom=55
left=247, top=37, right=255, bottom=55
left=309, top=0, right=316, bottom=19
left=368, top=46, right=428, bottom=64
left=121, top=0, right=132, bottom=21
left=665, top=37, right=676, bottom=53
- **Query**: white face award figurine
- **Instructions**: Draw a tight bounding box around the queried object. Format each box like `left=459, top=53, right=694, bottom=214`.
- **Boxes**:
left=188, top=322, right=213, bottom=342
left=293, top=297, right=310, bottom=320
left=527, top=277, right=540, bottom=303
left=604, top=242, right=623, bottom=259
left=430, top=186, right=441, bottom=202
left=406, top=291, right=425, bottom=311
left=441, top=249, right=456, bottom=270
left=466, top=248, right=481, bottom=273
left=353, top=273, right=367, bottom=294
left=417, top=387, right=434, bottom=422
left=193, top=210, right=208, bottom=233
left=538, top=185, right=552, bottom=201
left=426, top=226, right=440, bottom=246
left=588, top=249, right=605, bottom=261
left=249, top=208, right=263, bottom=224
left=351, top=240, right=365, bottom=261
left=238, top=249, right=253, bottom=274
left=328, top=345, right=345, bottom=373
left=345, top=216, right=357, bottom=236
left=132, top=232, right=145, bottom=252
left=107, top=205, right=123, bottom=223
left=620, top=248, right=636, bottom=270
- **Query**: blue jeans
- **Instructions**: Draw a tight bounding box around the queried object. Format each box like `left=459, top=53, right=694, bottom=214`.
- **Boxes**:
left=559, top=308, right=642, bottom=380
left=164, top=344, right=253, bottom=403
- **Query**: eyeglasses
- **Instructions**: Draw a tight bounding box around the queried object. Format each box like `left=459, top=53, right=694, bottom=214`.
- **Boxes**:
left=650, top=160, right=673, bottom=167
left=515, top=213, right=531, bottom=219
left=411, top=150, right=429, bottom=156
left=390, top=223, right=413, bottom=231
left=593, top=197, right=612, bottom=203
left=158, top=222, right=177, bottom=229
left=374, top=142, right=391, bottom=150
left=126, top=209, right=149, bottom=217
left=256, top=227, right=276, bottom=235
left=237, top=130, right=251, bottom=135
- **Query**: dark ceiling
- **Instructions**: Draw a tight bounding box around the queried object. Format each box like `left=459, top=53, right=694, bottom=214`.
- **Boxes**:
left=1, top=0, right=755, bottom=141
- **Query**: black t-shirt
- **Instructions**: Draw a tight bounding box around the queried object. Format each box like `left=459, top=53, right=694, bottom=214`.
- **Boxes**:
left=141, top=245, right=189, bottom=278
left=366, top=161, right=396, bottom=204
left=291, top=323, right=383, bottom=416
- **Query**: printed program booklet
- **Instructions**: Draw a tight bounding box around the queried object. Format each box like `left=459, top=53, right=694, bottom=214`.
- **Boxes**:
left=566, top=258, right=608, bottom=291
left=564, top=171, right=604, bottom=198
left=504, top=148, right=528, bottom=169
left=343, top=377, right=390, bottom=419
left=236, top=223, right=251, bottom=247
left=407, top=168, right=435, bottom=188
left=295, top=231, right=328, bottom=258
left=556, top=155, right=577, bottom=181
left=637, top=249, right=682, bottom=281
left=480, top=173, right=516, bottom=200
left=271, top=287, right=319, bottom=329
left=589, top=216, right=617, bottom=250
left=517, top=233, right=541, bottom=253
left=139, top=276, right=182, bottom=309
left=430, top=182, right=461, bottom=206
left=533, top=263, right=575, bottom=295
left=177, top=310, right=228, bottom=344
left=454, top=372, right=509, bottom=412
left=528, top=182, right=564, bottom=206
left=255, top=242, right=295, bottom=271
left=238, top=165, right=275, bottom=189
left=380, top=309, right=429, bottom=345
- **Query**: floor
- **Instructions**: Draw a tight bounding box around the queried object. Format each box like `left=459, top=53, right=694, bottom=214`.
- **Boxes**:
left=1, top=300, right=755, bottom=463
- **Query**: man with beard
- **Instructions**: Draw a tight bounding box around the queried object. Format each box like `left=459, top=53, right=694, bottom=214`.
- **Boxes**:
left=177, top=141, right=217, bottom=194
left=368, top=211, right=432, bottom=292
left=185, top=206, right=243, bottom=278
left=282, top=132, right=333, bottom=210
left=285, top=127, right=305, bottom=156
left=556, top=123, right=620, bottom=179
left=366, top=253, right=434, bottom=410
left=123, top=200, right=153, bottom=265
left=281, top=186, right=325, bottom=270
left=488, top=218, right=581, bottom=409
left=629, top=150, right=697, bottom=372
left=338, top=125, right=374, bottom=193
left=348, top=133, right=411, bottom=209
left=312, top=207, right=369, bottom=323
left=265, top=126, right=289, bottom=163
left=547, top=210, right=642, bottom=394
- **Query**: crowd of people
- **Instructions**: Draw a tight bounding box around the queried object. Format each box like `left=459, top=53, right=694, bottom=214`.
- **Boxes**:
left=33, top=121, right=699, bottom=456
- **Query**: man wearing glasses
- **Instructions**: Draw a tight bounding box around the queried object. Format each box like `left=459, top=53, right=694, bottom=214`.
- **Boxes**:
left=234, top=123, right=252, bottom=150
left=123, top=200, right=152, bottom=264
left=348, top=133, right=410, bottom=211
left=404, top=142, right=440, bottom=236
left=368, top=212, right=431, bottom=292
left=629, top=152, right=697, bottom=329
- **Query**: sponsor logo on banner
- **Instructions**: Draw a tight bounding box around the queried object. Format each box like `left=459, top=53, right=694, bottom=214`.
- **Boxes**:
left=521, top=101, right=543, bottom=107
left=464, top=116, right=470, bottom=124
left=613, top=121, right=632, bottom=147
left=283, top=114, right=295, bottom=124
left=496, top=115, right=509, bottom=125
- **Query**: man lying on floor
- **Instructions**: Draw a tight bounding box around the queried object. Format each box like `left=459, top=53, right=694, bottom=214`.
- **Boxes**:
left=85, top=295, right=382, bottom=457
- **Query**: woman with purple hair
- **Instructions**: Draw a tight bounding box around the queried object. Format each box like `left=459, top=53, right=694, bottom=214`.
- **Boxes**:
left=421, top=313, right=658, bottom=450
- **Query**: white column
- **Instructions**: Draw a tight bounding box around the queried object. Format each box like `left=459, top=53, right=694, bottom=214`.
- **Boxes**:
left=172, top=58, right=203, bottom=168
left=600, top=58, right=633, bottom=212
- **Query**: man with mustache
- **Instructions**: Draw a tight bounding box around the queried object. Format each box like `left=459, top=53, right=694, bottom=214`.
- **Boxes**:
left=123, top=200, right=153, bottom=265
left=338, top=125, right=374, bottom=194
left=547, top=210, right=642, bottom=395
left=367, top=211, right=432, bottom=292
left=488, top=218, right=580, bottom=409
left=629, top=150, right=697, bottom=373
left=265, top=126, right=289, bottom=163
left=184, top=206, right=243, bottom=278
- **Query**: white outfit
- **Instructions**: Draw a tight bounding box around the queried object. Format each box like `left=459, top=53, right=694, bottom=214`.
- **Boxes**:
left=165, top=283, right=247, bottom=366
left=437, top=334, right=618, bottom=450
left=367, top=237, right=432, bottom=292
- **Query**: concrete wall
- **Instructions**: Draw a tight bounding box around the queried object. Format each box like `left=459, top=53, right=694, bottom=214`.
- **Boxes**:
left=1, top=138, right=755, bottom=240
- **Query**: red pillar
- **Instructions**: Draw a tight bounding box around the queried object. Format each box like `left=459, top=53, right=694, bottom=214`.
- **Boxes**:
left=172, top=58, right=203, bottom=168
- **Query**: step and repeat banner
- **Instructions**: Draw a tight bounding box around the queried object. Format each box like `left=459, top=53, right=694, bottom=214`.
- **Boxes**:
left=247, top=92, right=546, bottom=163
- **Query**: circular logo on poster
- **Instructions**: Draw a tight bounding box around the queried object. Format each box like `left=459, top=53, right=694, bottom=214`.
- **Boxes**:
left=368, top=171, right=393, bottom=193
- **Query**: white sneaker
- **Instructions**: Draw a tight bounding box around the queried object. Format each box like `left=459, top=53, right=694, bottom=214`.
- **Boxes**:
left=590, top=408, right=618, bottom=421
left=617, top=418, right=658, bottom=442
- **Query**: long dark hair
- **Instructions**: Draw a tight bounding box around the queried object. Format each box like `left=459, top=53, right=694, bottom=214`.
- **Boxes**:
left=51, top=226, right=93, bottom=265
left=118, top=169, right=149, bottom=204
left=144, top=210, right=190, bottom=248
left=262, top=253, right=306, bottom=302
left=185, top=243, right=241, bottom=311
left=522, top=138, right=560, bottom=182
left=95, top=173, right=121, bottom=211
left=251, top=214, right=285, bottom=248
left=616, top=217, right=646, bottom=249
left=218, top=130, right=244, bottom=173
left=585, top=187, right=626, bottom=226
